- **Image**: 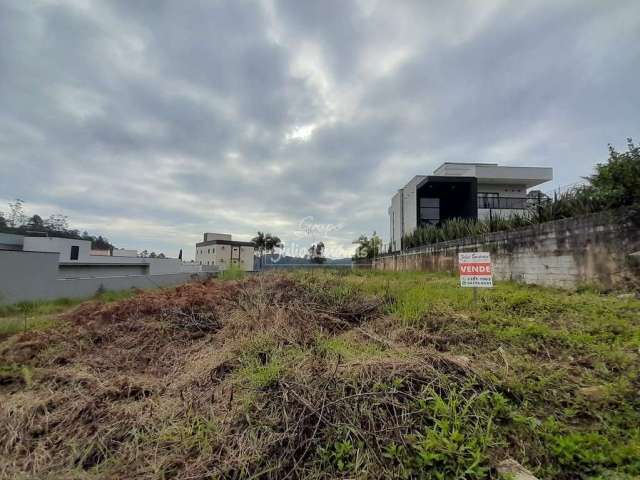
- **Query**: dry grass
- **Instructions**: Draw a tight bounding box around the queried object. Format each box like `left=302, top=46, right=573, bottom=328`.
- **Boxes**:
left=0, top=274, right=392, bottom=479
left=1, top=271, right=638, bottom=479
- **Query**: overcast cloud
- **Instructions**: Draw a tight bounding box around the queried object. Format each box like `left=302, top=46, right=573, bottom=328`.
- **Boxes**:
left=1, top=0, right=638, bottom=258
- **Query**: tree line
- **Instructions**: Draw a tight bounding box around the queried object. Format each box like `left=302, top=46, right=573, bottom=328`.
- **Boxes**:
left=0, top=199, right=115, bottom=250
left=251, top=232, right=330, bottom=264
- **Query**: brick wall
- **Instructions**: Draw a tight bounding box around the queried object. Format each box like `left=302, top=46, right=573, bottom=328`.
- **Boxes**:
left=374, top=209, right=640, bottom=289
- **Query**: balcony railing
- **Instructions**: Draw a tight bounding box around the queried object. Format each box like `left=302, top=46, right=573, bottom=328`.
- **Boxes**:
left=477, top=196, right=530, bottom=210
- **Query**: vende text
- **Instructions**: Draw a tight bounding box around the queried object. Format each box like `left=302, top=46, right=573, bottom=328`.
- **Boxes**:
left=459, top=263, right=492, bottom=275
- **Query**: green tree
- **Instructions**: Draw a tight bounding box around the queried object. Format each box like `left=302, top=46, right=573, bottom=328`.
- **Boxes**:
left=252, top=231, right=266, bottom=267
left=0, top=199, right=116, bottom=249
left=27, top=214, right=45, bottom=231
left=587, top=138, right=640, bottom=207
left=7, top=199, right=26, bottom=228
left=308, top=242, right=326, bottom=264
left=353, top=231, right=382, bottom=259
left=44, top=213, right=69, bottom=233
left=252, top=232, right=283, bottom=268
left=265, top=234, right=283, bottom=257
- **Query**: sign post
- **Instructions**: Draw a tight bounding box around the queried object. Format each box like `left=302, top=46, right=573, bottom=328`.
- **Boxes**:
left=458, top=252, right=493, bottom=307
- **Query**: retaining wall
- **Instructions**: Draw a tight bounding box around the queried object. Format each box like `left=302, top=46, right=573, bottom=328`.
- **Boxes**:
left=373, top=209, right=640, bottom=289
left=0, top=250, right=213, bottom=304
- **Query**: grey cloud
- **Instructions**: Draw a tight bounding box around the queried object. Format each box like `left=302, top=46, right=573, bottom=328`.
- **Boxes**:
left=0, top=0, right=638, bottom=258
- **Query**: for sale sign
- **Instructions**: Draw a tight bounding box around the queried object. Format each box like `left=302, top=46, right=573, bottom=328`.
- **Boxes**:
left=459, top=252, right=493, bottom=288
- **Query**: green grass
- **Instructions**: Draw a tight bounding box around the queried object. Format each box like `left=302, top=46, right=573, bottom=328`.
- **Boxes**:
left=325, top=270, right=640, bottom=479
left=318, top=335, right=388, bottom=362
left=234, top=336, right=305, bottom=389
left=0, top=289, right=139, bottom=337
left=219, top=263, right=246, bottom=281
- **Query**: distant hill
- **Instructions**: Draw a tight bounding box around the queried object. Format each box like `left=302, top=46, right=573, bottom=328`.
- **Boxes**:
left=258, top=254, right=352, bottom=267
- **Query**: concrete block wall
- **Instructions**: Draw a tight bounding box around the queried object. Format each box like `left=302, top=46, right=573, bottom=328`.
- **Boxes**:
left=0, top=249, right=213, bottom=304
left=373, top=209, right=640, bottom=289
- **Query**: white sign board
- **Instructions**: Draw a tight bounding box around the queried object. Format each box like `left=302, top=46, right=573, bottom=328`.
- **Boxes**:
left=459, top=252, right=493, bottom=288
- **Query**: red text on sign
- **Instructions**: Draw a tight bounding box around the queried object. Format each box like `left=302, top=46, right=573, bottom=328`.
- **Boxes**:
left=459, top=263, right=492, bottom=275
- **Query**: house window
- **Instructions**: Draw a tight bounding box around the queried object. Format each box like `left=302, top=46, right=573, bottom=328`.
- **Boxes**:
left=420, top=198, right=440, bottom=225
left=208, top=248, right=210, bottom=254
left=70, top=245, right=79, bottom=260
left=212, top=247, right=215, bottom=254
left=478, top=193, right=499, bottom=209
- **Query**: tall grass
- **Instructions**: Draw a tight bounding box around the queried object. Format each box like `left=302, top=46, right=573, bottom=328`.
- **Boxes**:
left=402, top=187, right=624, bottom=250
left=0, top=289, right=139, bottom=337
left=219, top=263, right=245, bottom=281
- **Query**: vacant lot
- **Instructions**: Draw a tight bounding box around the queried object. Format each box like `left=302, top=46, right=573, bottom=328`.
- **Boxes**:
left=1, top=271, right=639, bottom=479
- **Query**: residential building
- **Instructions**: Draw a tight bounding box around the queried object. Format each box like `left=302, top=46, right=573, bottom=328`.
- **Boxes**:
left=195, top=233, right=255, bottom=271
left=0, top=234, right=209, bottom=304
left=389, top=162, right=553, bottom=251
left=3, top=235, right=200, bottom=278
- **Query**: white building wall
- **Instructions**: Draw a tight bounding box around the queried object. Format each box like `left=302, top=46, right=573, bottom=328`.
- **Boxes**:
left=477, top=183, right=527, bottom=197
left=112, top=249, right=138, bottom=257
left=389, top=191, right=403, bottom=251
left=23, top=237, right=92, bottom=262
left=146, top=258, right=183, bottom=275
left=180, top=262, right=204, bottom=273
left=238, top=245, right=254, bottom=270
left=195, top=243, right=254, bottom=271
left=401, top=175, right=425, bottom=241
left=204, top=233, right=232, bottom=242
left=195, top=245, right=217, bottom=266
left=435, top=163, right=552, bottom=187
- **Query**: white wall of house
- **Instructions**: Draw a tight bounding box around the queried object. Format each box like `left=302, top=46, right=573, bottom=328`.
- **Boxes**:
left=434, top=163, right=552, bottom=187
left=23, top=237, right=91, bottom=262
left=389, top=190, right=403, bottom=251
left=112, top=249, right=138, bottom=257
left=195, top=243, right=254, bottom=271
left=90, top=248, right=139, bottom=258
left=180, top=262, right=204, bottom=273
left=401, top=176, right=425, bottom=242
left=204, top=233, right=232, bottom=242
left=387, top=176, right=426, bottom=251
left=477, top=183, right=527, bottom=197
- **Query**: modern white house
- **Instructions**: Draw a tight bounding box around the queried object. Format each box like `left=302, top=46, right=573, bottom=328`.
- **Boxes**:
left=389, top=162, right=553, bottom=251
left=0, top=235, right=208, bottom=304
left=16, top=236, right=201, bottom=277
left=195, top=233, right=255, bottom=271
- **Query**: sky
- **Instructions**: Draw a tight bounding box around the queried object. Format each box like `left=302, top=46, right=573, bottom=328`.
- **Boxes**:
left=1, top=0, right=638, bottom=259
